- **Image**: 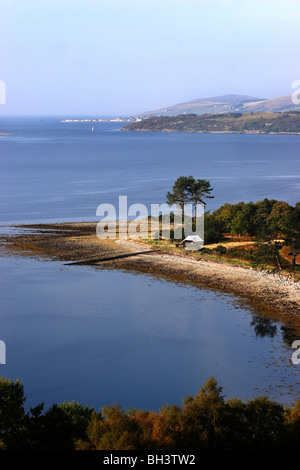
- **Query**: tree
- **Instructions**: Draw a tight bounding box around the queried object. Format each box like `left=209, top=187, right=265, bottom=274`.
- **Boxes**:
left=204, top=212, right=224, bottom=244
left=213, top=202, right=244, bottom=233
left=284, top=401, right=300, bottom=448
left=79, top=404, right=140, bottom=450
left=266, top=201, right=293, bottom=235
left=253, top=233, right=283, bottom=271
left=0, top=378, right=26, bottom=448
left=166, top=176, right=213, bottom=220
left=35, top=401, right=95, bottom=450
left=189, top=178, right=214, bottom=219
left=181, top=377, right=227, bottom=449
left=253, top=198, right=277, bottom=237
left=166, top=176, right=193, bottom=213
left=253, top=200, right=286, bottom=271
left=244, top=396, right=285, bottom=449
left=230, top=202, right=256, bottom=236
left=282, top=204, right=300, bottom=270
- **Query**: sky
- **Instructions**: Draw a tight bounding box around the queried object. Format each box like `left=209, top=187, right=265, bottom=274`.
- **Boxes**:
left=1, top=0, right=300, bottom=116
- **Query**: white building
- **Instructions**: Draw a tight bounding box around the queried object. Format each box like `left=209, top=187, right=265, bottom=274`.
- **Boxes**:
left=177, top=235, right=204, bottom=251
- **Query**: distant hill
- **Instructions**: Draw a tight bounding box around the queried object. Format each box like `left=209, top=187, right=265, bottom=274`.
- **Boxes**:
left=134, top=94, right=300, bottom=118
left=122, top=111, right=300, bottom=134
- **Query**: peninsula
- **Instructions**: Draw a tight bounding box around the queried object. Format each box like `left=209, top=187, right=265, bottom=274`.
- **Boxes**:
left=1, top=220, right=299, bottom=323
left=122, top=111, right=300, bottom=134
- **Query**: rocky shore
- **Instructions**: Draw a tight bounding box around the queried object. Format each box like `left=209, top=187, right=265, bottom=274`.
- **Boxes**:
left=1, top=222, right=300, bottom=325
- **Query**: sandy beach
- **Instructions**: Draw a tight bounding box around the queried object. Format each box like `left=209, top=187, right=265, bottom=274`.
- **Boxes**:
left=1, top=221, right=299, bottom=327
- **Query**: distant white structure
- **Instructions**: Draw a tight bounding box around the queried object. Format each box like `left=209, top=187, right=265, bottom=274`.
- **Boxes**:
left=177, top=235, right=204, bottom=251
left=0, top=340, right=6, bottom=364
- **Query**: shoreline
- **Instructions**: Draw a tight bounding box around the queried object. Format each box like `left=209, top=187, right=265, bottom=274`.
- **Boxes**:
left=122, top=128, right=300, bottom=135
left=1, top=222, right=300, bottom=324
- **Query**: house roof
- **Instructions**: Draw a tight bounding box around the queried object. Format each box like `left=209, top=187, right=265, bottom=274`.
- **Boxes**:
left=183, top=235, right=203, bottom=243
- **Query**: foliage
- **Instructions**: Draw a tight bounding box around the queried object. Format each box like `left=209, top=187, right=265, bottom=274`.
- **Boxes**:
left=0, top=378, right=26, bottom=448
left=2, top=376, right=300, bottom=450
left=166, top=176, right=213, bottom=218
left=0, top=376, right=95, bottom=450
left=202, top=199, right=299, bottom=269
left=230, top=202, right=256, bottom=235
left=204, top=213, right=225, bottom=244
left=282, top=204, right=300, bottom=269
left=166, top=176, right=193, bottom=210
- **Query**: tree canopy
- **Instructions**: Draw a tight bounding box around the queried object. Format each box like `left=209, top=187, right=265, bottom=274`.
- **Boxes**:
left=1, top=376, right=300, bottom=450
left=166, top=176, right=214, bottom=217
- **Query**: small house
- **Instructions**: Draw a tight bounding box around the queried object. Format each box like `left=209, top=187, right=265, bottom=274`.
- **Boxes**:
left=176, top=235, right=204, bottom=251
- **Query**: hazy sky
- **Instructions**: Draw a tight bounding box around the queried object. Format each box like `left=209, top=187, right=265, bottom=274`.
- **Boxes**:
left=1, top=0, right=300, bottom=116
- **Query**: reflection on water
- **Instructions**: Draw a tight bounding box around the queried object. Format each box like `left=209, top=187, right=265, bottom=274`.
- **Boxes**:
left=0, top=249, right=300, bottom=412
left=250, top=315, right=278, bottom=338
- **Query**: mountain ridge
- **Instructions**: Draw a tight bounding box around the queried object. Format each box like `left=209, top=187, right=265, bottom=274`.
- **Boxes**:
left=134, top=94, right=300, bottom=118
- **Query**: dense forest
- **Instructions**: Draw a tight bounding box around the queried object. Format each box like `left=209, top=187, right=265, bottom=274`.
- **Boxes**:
left=201, top=198, right=300, bottom=271
left=204, top=198, right=298, bottom=239
left=122, top=111, right=300, bottom=134
left=1, top=376, right=300, bottom=450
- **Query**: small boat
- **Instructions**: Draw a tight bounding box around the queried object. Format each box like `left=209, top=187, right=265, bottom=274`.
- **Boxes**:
left=92, top=126, right=94, bottom=132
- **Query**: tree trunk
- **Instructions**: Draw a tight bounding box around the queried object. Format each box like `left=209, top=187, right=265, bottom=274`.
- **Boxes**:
left=275, top=252, right=282, bottom=271
left=291, top=238, right=298, bottom=270
left=292, top=252, right=296, bottom=270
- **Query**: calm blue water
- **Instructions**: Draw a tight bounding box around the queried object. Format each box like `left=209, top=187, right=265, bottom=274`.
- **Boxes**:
left=0, top=117, right=299, bottom=224
left=0, top=117, right=299, bottom=411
